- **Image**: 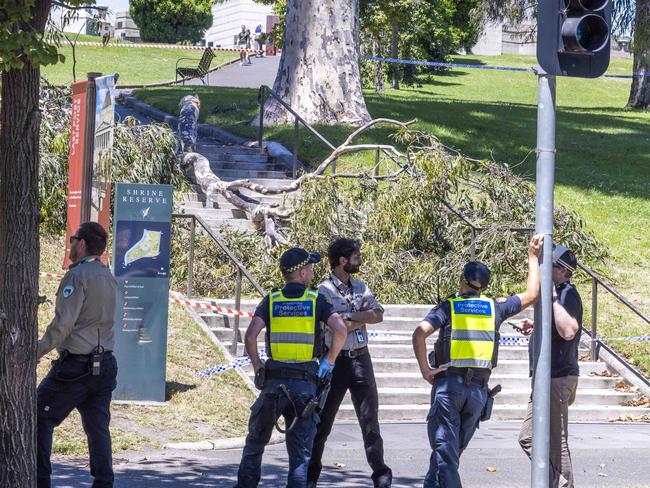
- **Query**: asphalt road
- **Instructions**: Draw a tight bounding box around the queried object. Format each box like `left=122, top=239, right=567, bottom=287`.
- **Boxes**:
left=50, top=421, right=650, bottom=487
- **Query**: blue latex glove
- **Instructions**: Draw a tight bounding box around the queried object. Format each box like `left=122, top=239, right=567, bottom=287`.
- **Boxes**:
left=317, top=359, right=335, bottom=380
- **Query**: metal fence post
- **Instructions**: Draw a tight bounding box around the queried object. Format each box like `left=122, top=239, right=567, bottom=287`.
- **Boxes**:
left=470, top=228, right=477, bottom=261
left=293, top=117, right=299, bottom=178
left=374, top=148, right=380, bottom=177
left=187, top=217, right=196, bottom=298
left=231, top=267, right=243, bottom=356
left=591, top=277, right=598, bottom=360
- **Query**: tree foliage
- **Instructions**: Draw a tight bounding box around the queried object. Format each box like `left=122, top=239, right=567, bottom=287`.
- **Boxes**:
left=360, top=0, right=481, bottom=88
left=184, top=130, right=608, bottom=304
left=39, top=85, right=189, bottom=234
left=130, top=0, right=214, bottom=43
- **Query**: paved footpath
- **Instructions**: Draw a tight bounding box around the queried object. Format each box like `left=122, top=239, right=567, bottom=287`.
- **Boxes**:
left=51, top=421, right=650, bottom=487
left=185, top=55, right=280, bottom=88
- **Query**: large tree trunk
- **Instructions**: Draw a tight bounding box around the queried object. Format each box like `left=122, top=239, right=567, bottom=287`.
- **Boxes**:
left=0, top=1, right=50, bottom=485
left=262, top=0, right=370, bottom=126
left=391, top=18, right=400, bottom=90
left=627, top=0, right=650, bottom=109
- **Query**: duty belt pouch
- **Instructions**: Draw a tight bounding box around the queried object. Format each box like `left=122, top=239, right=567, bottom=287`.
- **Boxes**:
left=254, top=367, right=266, bottom=390
left=428, top=349, right=437, bottom=369
left=481, top=384, right=502, bottom=422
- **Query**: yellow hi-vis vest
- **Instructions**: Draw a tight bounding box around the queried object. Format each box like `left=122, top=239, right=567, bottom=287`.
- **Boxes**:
left=268, top=289, right=318, bottom=362
left=449, top=296, right=496, bottom=369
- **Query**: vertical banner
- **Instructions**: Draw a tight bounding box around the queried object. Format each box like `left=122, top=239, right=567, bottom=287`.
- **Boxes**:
left=92, top=75, right=116, bottom=263
left=63, top=80, right=89, bottom=269
left=112, top=183, right=173, bottom=402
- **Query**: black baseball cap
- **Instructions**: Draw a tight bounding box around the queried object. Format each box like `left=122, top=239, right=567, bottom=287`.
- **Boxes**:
left=463, top=262, right=491, bottom=290
left=279, top=247, right=321, bottom=273
left=552, top=244, right=577, bottom=272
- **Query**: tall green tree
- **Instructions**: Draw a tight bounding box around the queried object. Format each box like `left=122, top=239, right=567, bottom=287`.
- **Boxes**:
left=615, top=0, right=650, bottom=108
left=130, top=0, right=213, bottom=43
left=478, top=0, right=648, bottom=109
left=0, top=0, right=87, bottom=484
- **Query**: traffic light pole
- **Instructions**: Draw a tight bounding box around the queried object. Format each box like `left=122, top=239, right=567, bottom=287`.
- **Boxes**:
left=531, top=71, right=556, bottom=488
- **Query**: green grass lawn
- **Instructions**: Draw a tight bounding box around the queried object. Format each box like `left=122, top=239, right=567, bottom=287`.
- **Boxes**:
left=134, top=53, right=650, bottom=374
left=41, top=41, right=236, bottom=86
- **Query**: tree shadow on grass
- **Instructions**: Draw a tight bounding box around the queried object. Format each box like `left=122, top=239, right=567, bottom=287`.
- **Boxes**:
left=365, top=95, right=650, bottom=200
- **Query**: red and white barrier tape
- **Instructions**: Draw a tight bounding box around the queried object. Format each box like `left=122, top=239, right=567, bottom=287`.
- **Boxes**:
left=47, top=40, right=259, bottom=53
left=39, top=271, right=65, bottom=279
left=170, top=296, right=254, bottom=318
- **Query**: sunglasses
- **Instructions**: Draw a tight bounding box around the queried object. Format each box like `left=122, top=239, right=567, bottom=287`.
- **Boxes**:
left=69, top=235, right=82, bottom=244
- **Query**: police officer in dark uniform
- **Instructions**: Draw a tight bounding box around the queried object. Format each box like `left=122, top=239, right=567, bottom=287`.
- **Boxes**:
left=308, top=238, right=392, bottom=488
left=412, top=234, right=543, bottom=488
left=36, top=222, right=117, bottom=488
left=235, top=247, right=347, bottom=488
left=518, top=244, right=582, bottom=488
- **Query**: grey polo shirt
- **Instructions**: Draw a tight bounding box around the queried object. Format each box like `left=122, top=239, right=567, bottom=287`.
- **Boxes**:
left=319, top=274, right=384, bottom=351
left=37, top=256, right=116, bottom=359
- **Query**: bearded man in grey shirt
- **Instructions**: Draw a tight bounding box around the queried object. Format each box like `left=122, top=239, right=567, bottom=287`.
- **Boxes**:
left=307, top=238, right=392, bottom=488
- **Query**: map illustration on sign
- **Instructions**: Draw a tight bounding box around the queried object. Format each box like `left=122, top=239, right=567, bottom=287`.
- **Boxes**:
left=124, top=229, right=162, bottom=266
left=114, top=220, right=171, bottom=278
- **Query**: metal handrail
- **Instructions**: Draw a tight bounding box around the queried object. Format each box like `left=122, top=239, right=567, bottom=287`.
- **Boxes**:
left=258, top=85, right=337, bottom=177
left=443, top=200, right=650, bottom=361
left=258, top=85, right=408, bottom=179
left=173, top=213, right=264, bottom=354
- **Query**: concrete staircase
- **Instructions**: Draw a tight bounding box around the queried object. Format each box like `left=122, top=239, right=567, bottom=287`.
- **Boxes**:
left=175, top=141, right=296, bottom=233
left=199, top=300, right=650, bottom=422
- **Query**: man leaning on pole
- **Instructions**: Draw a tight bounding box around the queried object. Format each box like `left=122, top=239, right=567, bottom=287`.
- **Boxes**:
left=517, top=244, right=583, bottom=488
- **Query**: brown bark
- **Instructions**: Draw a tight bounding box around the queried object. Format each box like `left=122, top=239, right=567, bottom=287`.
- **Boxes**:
left=262, top=0, right=371, bottom=126
left=627, top=1, right=650, bottom=109
left=0, top=1, right=51, bottom=485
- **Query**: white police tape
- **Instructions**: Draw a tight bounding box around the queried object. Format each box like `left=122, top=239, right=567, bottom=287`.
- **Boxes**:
left=362, top=55, right=647, bottom=80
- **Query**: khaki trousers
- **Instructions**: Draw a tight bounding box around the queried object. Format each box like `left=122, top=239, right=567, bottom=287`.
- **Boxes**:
left=518, top=375, right=579, bottom=488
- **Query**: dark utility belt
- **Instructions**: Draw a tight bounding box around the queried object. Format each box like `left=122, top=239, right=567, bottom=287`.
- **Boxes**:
left=338, top=346, right=368, bottom=359
left=266, top=367, right=318, bottom=383
left=438, top=368, right=489, bottom=388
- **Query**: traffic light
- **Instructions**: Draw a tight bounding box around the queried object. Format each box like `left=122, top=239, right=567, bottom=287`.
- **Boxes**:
left=537, top=0, right=612, bottom=78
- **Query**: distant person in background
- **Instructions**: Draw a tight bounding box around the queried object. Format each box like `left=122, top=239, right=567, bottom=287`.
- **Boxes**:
left=238, top=25, right=251, bottom=66
left=101, top=32, right=110, bottom=46
left=254, top=24, right=264, bottom=56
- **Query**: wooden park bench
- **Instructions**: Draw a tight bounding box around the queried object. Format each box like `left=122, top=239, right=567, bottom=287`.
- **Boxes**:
left=175, top=48, right=216, bottom=85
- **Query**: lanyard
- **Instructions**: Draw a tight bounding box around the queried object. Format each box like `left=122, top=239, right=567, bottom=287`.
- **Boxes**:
left=329, top=276, right=357, bottom=312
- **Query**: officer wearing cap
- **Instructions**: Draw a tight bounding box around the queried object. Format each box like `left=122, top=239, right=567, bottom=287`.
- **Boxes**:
left=235, top=247, right=347, bottom=488
left=518, top=244, right=582, bottom=488
left=36, top=222, right=117, bottom=488
left=412, top=234, right=543, bottom=488
left=308, top=238, right=392, bottom=488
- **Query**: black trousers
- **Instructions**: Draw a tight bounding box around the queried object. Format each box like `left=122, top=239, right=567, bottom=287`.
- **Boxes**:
left=308, top=352, right=392, bottom=487
left=37, top=353, right=118, bottom=488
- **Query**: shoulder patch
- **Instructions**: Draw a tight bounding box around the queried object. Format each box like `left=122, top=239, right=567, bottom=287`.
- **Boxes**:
left=496, top=297, right=508, bottom=303
left=62, top=285, right=75, bottom=299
